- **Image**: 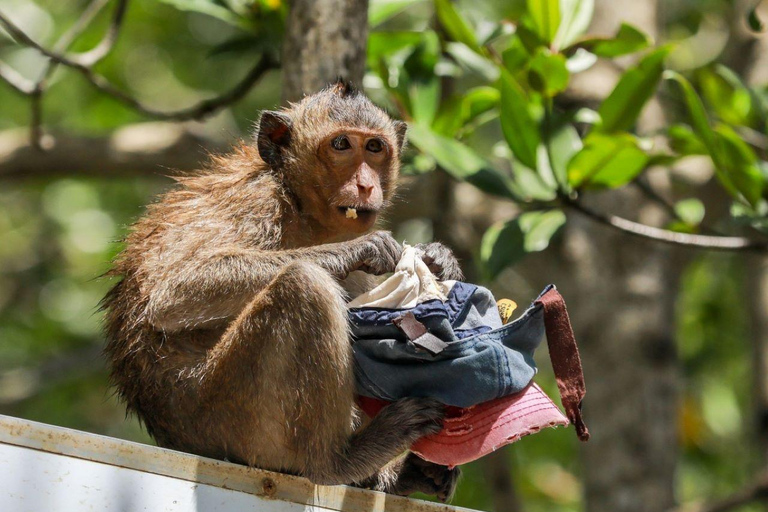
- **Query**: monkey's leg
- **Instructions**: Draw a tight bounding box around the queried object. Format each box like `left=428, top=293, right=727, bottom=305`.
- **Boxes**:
left=198, top=261, right=444, bottom=485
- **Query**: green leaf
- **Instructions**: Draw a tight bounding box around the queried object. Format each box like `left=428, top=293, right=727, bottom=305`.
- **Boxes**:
left=674, top=198, right=705, bottom=226
left=407, top=124, right=516, bottom=198
left=748, top=3, right=766, bottom=32
left=582, top=23, right=651, bottom=57
left=434, top=0, right=482, bottom=53
left=698, top=65, right=753, bottom=127
left=554, top=0, right=594, bottom=50
left=598, top=46, right=669, bottom=133
left=545, top=121, right=582, bottom=191
left=369, top=0, right=423, bottom=26
left=367, top=31, right=423, bottom=70
left=668, top=124, right=707, bottom=156
left=500, top=70, right=541, bottom=170
left=526, top=0, right=561, bottom=44
left=520, top=209, right=567, bottom=251
left=666, top=71, right=751, bottom=204
left=668, top=71, right=765, bottom=206
left=432, top=86, right=500, bottom=136
left=665, top=71, right=717, bottom=149
left=714, top=125, right=764, bottom=207
left=480, top=210, right=566, bottom=279
left=445, top=43, right=500, bottom=81
left=157, top=0, right=254, bottom=31
left=409, top=80, right=441, bottom=125
left=527, top=49, right=570, bottom=97
left=566, top=48, right=597, bottom=73
left=567, top=132, right=649, bottom=188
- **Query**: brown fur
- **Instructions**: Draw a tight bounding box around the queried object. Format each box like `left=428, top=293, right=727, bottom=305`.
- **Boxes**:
left=102, top=83, right=459, bottom=497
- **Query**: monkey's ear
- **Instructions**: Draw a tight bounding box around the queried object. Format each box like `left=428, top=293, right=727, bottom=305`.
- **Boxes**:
left=394, top=121, right=407, bottom=151
left=257, top=111, right=293, bottom=168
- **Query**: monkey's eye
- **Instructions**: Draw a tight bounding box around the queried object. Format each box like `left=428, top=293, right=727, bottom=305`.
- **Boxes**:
left=366, top=138, right=384, bottom=153
left=331, top=135, right=352, bottom=151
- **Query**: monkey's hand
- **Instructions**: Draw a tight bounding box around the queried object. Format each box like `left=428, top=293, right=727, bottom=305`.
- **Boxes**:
left=353, top=231, right=403, bottom=276
left=391, top=453, right=461, bottom=502
left=415, top=242, right=464, bottom=281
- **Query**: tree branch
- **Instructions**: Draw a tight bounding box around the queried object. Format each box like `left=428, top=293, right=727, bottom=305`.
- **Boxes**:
left=564, top=197, right=768, bottom=252
left=0, top=4, right=277, bottom=148
left=0, top=123, right=226, bottom=180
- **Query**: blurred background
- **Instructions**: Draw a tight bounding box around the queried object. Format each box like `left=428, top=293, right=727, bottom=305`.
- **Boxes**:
left=1, top=0, right=768, bottom=511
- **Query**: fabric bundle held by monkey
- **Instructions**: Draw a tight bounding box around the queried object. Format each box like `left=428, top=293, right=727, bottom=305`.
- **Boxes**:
left=348, top=245, right=589, bottom=467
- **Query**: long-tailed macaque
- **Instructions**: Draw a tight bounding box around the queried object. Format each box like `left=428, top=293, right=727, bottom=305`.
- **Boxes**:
left=103, top=82, right=462, bottom=500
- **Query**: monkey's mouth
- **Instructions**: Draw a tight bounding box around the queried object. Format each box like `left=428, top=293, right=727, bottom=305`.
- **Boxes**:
left=337, top=206, right=378, bottom=221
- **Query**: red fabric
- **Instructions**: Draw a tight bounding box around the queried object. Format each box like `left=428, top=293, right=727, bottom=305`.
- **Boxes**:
left=357, top=383, right=568, bottom=467
left=535, top=288, right=590, bottom=441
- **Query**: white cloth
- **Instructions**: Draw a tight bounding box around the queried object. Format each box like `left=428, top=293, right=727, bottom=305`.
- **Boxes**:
left=348, top=245, right=456, bottom=309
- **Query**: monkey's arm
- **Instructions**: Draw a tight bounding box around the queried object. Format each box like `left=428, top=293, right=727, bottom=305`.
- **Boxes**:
left=144, top=232, right=401, bottom=331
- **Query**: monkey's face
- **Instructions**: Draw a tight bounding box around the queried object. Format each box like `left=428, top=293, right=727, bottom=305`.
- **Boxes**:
left=256, top=83, right=407, bottom=239
left=315, top=129, right=395, bottom=233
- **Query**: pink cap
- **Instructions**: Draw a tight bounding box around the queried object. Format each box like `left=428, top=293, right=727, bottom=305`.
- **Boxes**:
left=357, top=382, right=569, bottom=468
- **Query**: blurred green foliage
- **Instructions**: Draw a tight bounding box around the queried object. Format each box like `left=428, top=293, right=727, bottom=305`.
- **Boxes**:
left=1, top=0, right=767, bottom=511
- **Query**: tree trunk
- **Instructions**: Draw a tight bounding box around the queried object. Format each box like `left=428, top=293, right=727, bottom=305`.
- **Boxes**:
left=281, top=0, right=369, bottom=103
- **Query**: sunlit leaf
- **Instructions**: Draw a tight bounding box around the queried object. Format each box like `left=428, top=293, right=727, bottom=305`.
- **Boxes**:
left=434, top=0, right=482, bottom=53
left=567, top=132, right=648, bottom=188
left=554, top=0, right=594, bottom=50
left=367, top=31, right=423, bottom=71
left=698, top=65, right=754, bottom=127
left=520, top=209, right=567, bottom=251
left=566, top=48, right=597, bottom=73
left=369, top=0, right=423, bottom=26
left=500, top=70, right=540, bottom=170
left=598, top=46, right=669, bottom=133
left=526, top=0, right=561, bottom=45
left=545, top=121, right=582, bottom=192
left=581, top=23, right=651, bottom=57
left=445, top=42, right=500, bottom=81
left=480, top=210, right=566, bottom=279
left=666, top=71, right=763, bottom=206
left=157, top=0, right=254, bottom=30
left=409, top=80, right=441, bottom=125
left=407, top=124, right=516, bottom=198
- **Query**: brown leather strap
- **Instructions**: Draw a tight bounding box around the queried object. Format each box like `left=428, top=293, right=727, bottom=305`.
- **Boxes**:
left=536, top=288, right=590, bottom=441
left=394, top=312, right=449, bottom=356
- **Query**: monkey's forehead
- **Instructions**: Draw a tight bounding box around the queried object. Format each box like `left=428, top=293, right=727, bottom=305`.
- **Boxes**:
left=288, top=91, right=398, bottom=134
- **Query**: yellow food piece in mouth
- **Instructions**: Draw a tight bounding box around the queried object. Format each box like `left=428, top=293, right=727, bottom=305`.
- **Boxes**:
left=346, top=208, right=358, bottom=219
left=497, top=299, right=518, bottom=324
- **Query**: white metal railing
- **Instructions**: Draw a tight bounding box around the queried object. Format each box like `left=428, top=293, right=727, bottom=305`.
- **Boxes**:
left=0, top=414, right=473, bottom=512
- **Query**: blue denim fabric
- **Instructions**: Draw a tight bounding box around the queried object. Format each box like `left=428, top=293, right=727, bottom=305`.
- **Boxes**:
left=349, top=283, right=554, bottom=408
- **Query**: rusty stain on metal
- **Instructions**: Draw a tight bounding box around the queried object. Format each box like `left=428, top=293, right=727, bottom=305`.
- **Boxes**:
left=261, top=477, right=277, bottom=497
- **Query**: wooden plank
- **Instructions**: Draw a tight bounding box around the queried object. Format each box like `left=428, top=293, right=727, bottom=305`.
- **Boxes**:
left=0, top=415, right=472, bottom=512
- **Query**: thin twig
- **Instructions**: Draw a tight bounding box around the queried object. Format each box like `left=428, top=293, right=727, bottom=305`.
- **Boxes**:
left=668, top=471, right=768, bottom=512
left=67, top=0, right=129, bottom=67
left=564, top=196, right=768, bottom=252
left=0, top=7, right=278, bottom=122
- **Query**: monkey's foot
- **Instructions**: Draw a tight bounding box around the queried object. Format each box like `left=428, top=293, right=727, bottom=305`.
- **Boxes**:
left=392, top=453, right=461, bottom=502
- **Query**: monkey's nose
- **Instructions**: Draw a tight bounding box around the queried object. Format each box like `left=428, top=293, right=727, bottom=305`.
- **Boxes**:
left=357, top=182, right=374, bottom=198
